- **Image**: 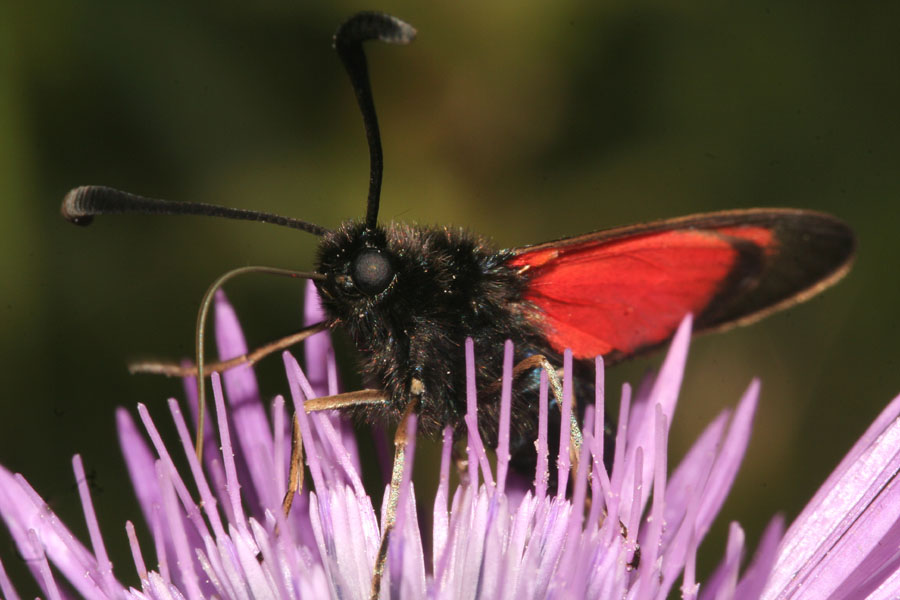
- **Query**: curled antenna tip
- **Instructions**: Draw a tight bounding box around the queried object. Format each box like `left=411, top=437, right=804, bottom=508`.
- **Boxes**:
left=61, top=186, right=96, bottom=226
left=58, top=184, right=330, bottom=236
left=334, top=12, right=417, bottom=48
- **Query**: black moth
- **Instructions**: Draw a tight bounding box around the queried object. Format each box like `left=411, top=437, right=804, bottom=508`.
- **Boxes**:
left=62, top=12, right=854, bottom=487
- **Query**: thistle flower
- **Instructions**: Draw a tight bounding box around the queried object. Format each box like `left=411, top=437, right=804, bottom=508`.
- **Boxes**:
left=1, top=284, right=899, bottom=599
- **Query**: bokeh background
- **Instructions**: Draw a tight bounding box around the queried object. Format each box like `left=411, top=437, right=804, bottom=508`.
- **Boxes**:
left=2, top=1, right=899, bottom=594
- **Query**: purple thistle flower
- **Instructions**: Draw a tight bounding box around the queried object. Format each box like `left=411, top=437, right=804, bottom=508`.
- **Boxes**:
left=1, top=282, right=899, bottom=598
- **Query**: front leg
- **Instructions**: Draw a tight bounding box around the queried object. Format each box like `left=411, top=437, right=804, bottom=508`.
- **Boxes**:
left=281, top=389, right=388, bottom=516
left=369, top=396, right=419, bottom=599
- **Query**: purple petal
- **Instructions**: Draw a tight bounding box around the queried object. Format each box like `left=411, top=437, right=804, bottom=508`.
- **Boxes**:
left=135, top=403, right=216, bottom=555
left=658, top=410, right=730, bottom=594
left=634, top=405, right=669, bottom=598
left=465, top=338, right=494, bottom=490
left=696, top=379, right=759, bottom=538
left=0, top=556, right=20, bottom=600
left=272, top=395, right=288, bottom=500
left=303, top=279, right=331, bottom=395
left=682, top=525, right=700, bottom=600
left=764, top=392, right=900, bottom=599
left=72, top=454, right=118, bottom=596
left=117, top=406, right=162, bottom=529
left=557, top=349, right=574, bottom=498
left=180, top=368, right=217, bottom=475
left=625, top=446, right=644, bottom=566
left=432, top=426, right=453, bottom=576
left=866, top=567, right=900, bottom=600
left=608, top=381, right=633, bottom=522
left=166, top=398, right=228, bottom=539
left=282, top=351, right=326, bottom=493
left=211, top=372, right=247, bottom=531
left=304, top=281, right=361, bottom=471
left=593, top=355, right=606, bottom=470
left=620, top=314, right=692, bottom=515
left=700, top=522, right=745, bottom=600
left=0, top=466, right=111, bottom=599
left=496, top=340, right=514, bottom=495
left=534, top=369, right=550, bottom=500
left=734, top=515, right=785, bottom=599
left=28, top=529, right=63, bottom=600
left=662, top=410, right=730, bottom=546
left=125, top=520, right=148, bottom=581
left=310, top=406, right=367, bottom=497
left=214, top=291, right=273, bottom=513
left=156, top=460, right=203, bottom=600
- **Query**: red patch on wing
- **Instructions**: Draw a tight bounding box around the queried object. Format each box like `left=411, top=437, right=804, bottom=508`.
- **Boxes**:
left=509, top=229, right=741, bottom=358
left=716, top=226, right=775, bottom=252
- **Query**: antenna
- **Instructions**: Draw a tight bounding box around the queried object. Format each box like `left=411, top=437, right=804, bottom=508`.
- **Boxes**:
left=334, top=12, right=416, bottom=230
left=62, top=185, right=329, bottom=236
left=59, top=12, right=418, bottom=462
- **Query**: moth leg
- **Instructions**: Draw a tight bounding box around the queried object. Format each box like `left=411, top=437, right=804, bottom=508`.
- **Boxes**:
left=370, top=397, right=419, bottom=600
left=128, top=321, right=332, bottom=377
left=281, top=389, right=387, bottom=518
left=510, top=354, right=584, bottom=487
left=281, top=414, right=304, bottom=517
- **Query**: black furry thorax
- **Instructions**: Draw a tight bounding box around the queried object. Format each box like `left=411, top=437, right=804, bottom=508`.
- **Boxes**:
left=315, top=220, right=548, bottom=440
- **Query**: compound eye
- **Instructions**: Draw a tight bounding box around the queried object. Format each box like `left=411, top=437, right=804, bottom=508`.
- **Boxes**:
left=351, top=248, right=393, bottom=295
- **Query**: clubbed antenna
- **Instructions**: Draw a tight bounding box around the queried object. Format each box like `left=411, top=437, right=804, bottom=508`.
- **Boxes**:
left=334, top=12, right=417, bottom=230
left=61, top=185, right=329, bottom=236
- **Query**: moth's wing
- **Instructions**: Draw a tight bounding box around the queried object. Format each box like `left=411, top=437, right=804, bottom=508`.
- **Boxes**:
left=507, top=209, right=855, bottom=362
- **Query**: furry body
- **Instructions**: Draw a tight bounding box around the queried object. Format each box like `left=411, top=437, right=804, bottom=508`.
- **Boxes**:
left=316, top=221, right=556, bottom=445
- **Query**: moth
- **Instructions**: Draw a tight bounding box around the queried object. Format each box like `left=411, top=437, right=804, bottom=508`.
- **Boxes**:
left=61, top=12, right=854, bottom=594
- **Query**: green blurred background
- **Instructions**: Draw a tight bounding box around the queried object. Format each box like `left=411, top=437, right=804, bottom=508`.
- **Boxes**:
left=2, top=0, right=898, bottom=593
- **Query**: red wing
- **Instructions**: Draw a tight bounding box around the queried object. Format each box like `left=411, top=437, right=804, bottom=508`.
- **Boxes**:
left=507, top=209, right=854, bottom=361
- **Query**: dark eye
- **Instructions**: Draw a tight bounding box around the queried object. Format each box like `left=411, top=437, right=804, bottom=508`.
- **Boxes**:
left=352, top=248, right=393, bottom=295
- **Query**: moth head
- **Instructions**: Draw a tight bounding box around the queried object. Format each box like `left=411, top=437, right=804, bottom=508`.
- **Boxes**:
left=316, top=223, right=398, bottom=315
